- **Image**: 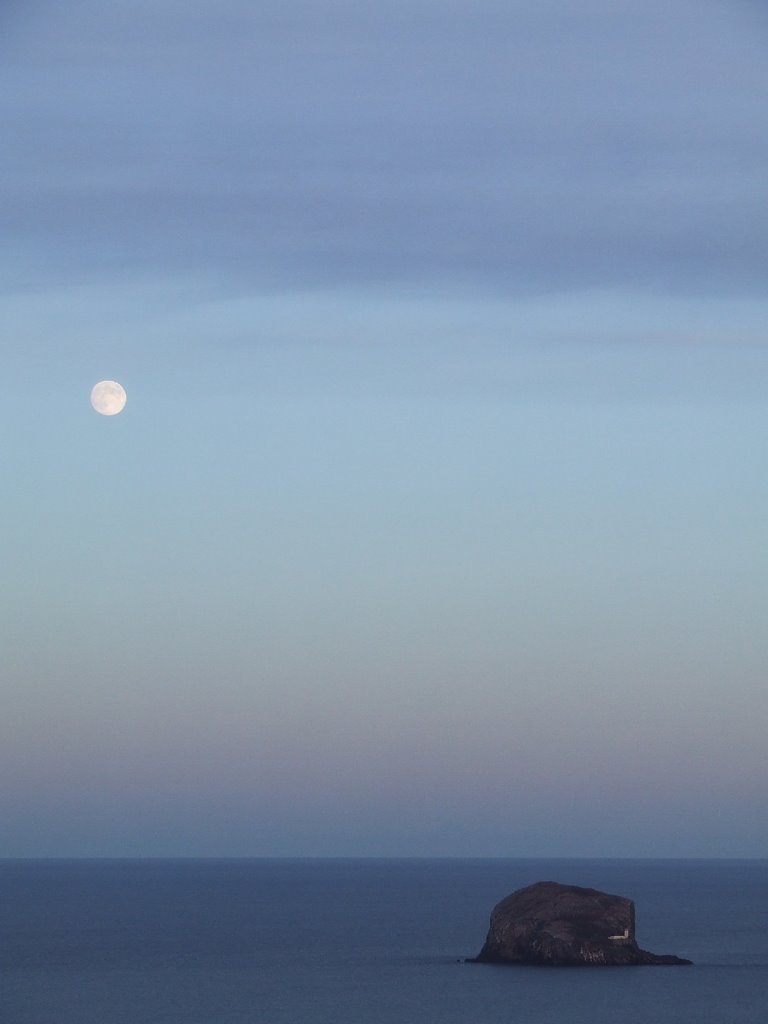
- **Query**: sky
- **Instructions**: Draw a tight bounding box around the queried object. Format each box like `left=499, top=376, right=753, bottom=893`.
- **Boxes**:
left=2, top=0, right=767, bottom=858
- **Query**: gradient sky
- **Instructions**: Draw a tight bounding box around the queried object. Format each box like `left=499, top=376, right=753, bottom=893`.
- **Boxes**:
left=2, top=0, right=767, bottom=857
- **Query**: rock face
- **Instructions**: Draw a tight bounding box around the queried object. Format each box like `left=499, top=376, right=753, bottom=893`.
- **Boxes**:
left=473, top=881, right=692, bottom=966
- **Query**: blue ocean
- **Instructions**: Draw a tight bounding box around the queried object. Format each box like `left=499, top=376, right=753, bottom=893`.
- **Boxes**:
left=1, top=859, right=766, bottom=1023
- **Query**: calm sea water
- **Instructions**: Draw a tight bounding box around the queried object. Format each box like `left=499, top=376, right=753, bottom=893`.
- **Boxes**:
left=1, top=859, right=766, bottom=1024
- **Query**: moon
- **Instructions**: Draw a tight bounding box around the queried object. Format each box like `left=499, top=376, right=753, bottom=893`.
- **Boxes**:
left=91, top=380, right=127, bottom=416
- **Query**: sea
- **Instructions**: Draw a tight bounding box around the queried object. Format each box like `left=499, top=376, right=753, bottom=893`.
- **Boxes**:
left=1, top=858, right=766, bottom=1024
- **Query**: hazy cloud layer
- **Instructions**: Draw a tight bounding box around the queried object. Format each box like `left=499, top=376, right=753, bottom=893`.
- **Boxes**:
left=3, top=0, right=768, bottom=293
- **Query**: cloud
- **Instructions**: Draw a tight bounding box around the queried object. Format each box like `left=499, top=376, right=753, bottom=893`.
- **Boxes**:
left=2, top=0, right=767, bottom=293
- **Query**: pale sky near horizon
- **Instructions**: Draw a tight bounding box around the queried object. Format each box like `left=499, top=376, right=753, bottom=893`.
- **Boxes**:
left=2, top=0, right=768, bottom=858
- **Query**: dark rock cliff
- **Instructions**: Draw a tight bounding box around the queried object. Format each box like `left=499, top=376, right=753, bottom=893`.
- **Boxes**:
left=471, top=881, right=692, bottom=966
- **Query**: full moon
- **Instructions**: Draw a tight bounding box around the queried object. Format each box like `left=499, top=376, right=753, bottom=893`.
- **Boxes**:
left=91, top=380, right=127, bottom=416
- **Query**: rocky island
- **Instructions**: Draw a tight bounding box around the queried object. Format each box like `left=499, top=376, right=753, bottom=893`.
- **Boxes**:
left=471, top=881, right=692, bottom=966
